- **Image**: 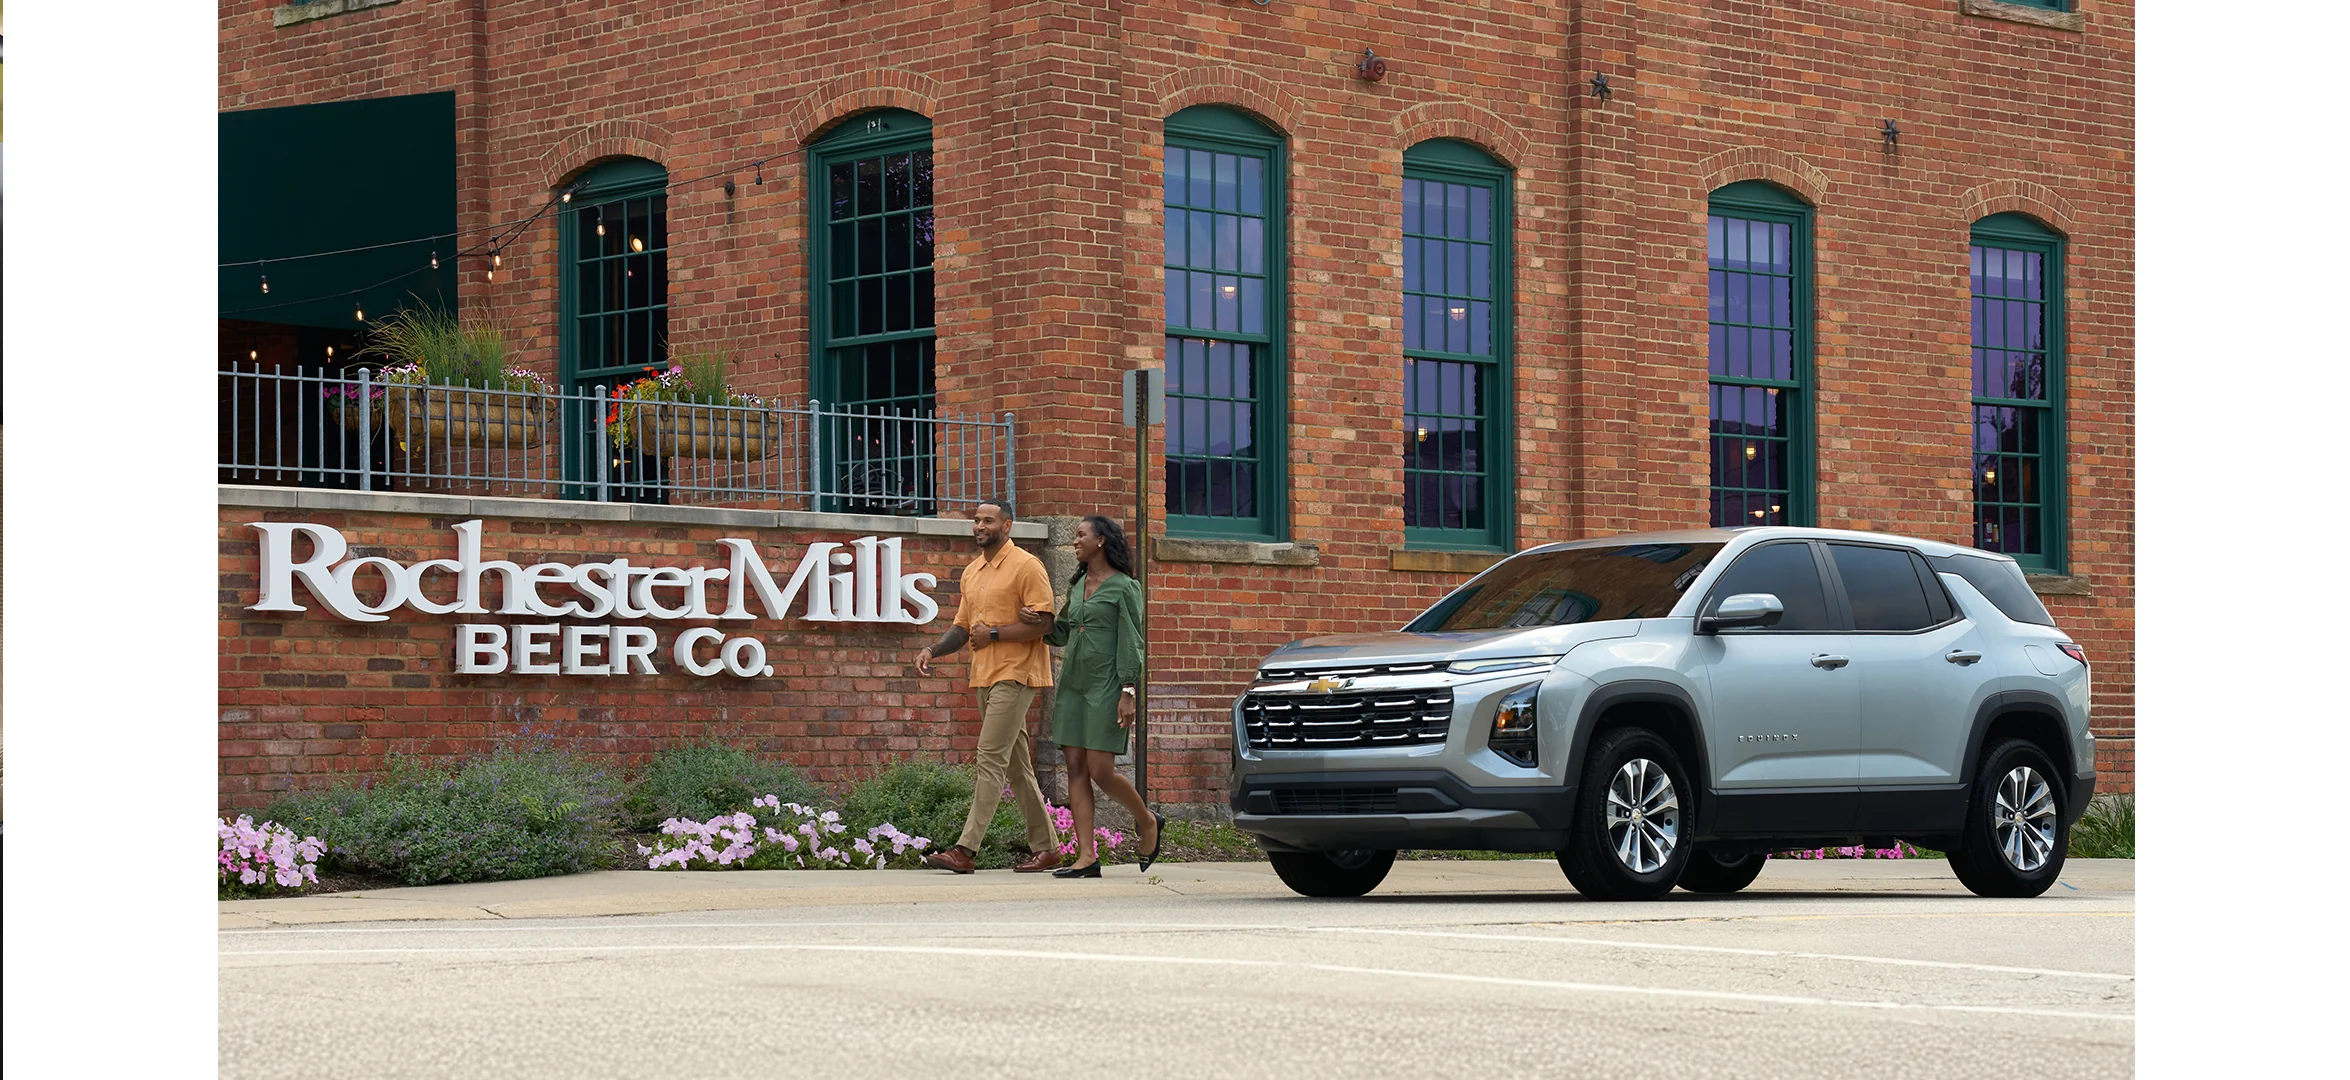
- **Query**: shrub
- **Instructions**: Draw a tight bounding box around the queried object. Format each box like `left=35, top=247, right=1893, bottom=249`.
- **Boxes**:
left=2071, top=793, right=2135, bottom=859
left=218, top=816, right=326, bottom=899
left=264, top=745, right=626, bottom=886
left=841, top=760, right=1036, bottom=870
left=640, top=796, right=932, bottom=871
left=623, top=743, right=829, bottom=832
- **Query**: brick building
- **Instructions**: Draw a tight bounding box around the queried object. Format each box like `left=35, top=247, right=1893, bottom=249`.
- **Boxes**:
left=216, top=0, right=2134, bottom=811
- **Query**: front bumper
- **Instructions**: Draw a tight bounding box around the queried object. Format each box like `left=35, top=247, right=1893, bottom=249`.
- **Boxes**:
left=1230, top=769, right=1573, bottom=853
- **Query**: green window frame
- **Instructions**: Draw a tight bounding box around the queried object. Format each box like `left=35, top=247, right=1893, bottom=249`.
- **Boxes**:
left=1163, top=105, right=1287, bottom=541
left=808, top=110, right=937, bottom=512
left=1706, top=180, right=1815, bottom=528
left=1401, top=139, right=1512, bottom=553
left=560, top=156, right=669, bottom=388
left=1995, top=0, right=2069, bottom=10
left=1969, top=212, right=2067, bottom=574
left=558, top=156, right=669, bottom=501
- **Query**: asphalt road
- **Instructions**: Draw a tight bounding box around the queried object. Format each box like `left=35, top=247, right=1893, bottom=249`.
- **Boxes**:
left=218, top=861, right=2134, bottom=1079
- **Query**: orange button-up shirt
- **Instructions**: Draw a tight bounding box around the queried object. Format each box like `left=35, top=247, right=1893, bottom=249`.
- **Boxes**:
left=953, top=542, right=1056, bottom=689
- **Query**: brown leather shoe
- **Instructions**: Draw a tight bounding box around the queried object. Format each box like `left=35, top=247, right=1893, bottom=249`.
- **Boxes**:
left=922, top=846, right=976, bottom=874
left=1013, top=848, right=1065, bottom=873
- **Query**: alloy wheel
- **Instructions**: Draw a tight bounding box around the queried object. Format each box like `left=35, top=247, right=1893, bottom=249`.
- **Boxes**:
left=1604, top=758, right=1680, bottom=874
left=1993, top=765, right=2058, bottom=872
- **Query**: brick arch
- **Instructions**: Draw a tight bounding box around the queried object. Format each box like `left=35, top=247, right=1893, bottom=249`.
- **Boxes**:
left=1394, top=102, right=1533, bottom=171
left=1958, top=178, right=2079, bottom=237
left=1151, top=65, right=1305, bottom=136
left=537, top=118, right=675, bottom=190
left=1695, top=146, right=1831, bottom=207
left=782, top=68, right=944, bottom=146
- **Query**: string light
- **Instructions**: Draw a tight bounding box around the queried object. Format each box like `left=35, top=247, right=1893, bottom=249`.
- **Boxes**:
left=259, top=261, right=270, bottom=295
left=249, top=350, right=259, bottom=361
left=355, top=304, right=366, bottom=322
left=326, top=346, right=336, bottom=359
left=430, top=250, right=439, bottom=270
left=493, top=250, right=503, bottom=270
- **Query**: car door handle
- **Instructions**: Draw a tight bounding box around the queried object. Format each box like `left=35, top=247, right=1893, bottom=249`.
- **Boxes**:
left=1809, top=654, right=1849, bottom=670
left=1945, top=649, right=1983, bottom=665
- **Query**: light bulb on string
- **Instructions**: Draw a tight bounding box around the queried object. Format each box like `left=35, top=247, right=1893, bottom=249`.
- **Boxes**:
left=431, top=250, right=440, bottom=270
left=259, top=261, right=270, bottom=295
left=755, top=161, right=765, bottom=186
left=326, top=346, right=336, bottom=359
left=355, top=304, right=366, bottom=322
left=249, top=350, right=259, bottom=361
left=493, top=250, right=503, bottom=270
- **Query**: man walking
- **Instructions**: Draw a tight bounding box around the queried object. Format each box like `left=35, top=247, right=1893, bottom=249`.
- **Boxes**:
left=912, top=499, right=1064, bottom=873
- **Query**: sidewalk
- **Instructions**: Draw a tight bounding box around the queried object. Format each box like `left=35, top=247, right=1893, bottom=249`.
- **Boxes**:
left=218, top=858, right=2136, bottom=929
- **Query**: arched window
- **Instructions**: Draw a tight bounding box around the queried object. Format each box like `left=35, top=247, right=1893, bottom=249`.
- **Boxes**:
left=1401, top=138, right=1511, bottom=552
left=1706, top=180, right=1813, bottom=527
left=560, top=156, right=668, bottom=501
left=1163, top=105, right=1285, bottom=540
left=808, top=110, right=936, bottom=512
left=1970, top=212, right=2066, bottom=571
left=562, top=157, right=669, bottom=387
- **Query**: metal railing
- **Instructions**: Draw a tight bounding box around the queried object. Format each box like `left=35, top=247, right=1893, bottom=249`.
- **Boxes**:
left=218, top=363, right=1017, bottom=515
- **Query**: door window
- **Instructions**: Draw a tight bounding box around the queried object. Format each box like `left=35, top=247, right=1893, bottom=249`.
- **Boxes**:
left=1828, top=543, right=1935, bottom=632
left=1703, top=542, right=1833, bottom=631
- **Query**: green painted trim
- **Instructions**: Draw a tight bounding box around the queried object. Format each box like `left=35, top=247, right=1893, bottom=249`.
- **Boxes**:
left=1968, top=217, right=2067, bottom=575
left=1707, top=182, right=1816, bottom=527
left=558, top=157, right=669, bottom=388
left=1402, top=142, right=1513, bottom=553
left=1165, top=107, right=1289, bottom=543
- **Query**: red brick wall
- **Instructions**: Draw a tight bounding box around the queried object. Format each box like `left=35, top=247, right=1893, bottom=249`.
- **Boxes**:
left=217, top=505, right=1030, bottom=809
left=221, top=0, right=2135, bottom=800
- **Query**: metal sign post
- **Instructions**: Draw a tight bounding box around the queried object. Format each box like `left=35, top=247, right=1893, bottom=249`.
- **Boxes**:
left=1121, top=367, right=1164, bottom=801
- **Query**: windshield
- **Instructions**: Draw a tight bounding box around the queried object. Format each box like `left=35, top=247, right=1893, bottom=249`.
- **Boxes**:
left=1404, top=542, right=1726, bottom=632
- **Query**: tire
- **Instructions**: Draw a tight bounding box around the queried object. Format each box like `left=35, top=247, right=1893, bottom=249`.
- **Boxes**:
left=1948, top=738, right=2069, bottom=898
left=1267, top=849, right=1397, bottom=898
left=1558, top=727, right=1694, bottom=902
left=1676, top=847, right=1768, bottom=894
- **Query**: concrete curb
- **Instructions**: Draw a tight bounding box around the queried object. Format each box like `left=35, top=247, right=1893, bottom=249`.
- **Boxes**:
left=220, top=859, right=2136, bottom=930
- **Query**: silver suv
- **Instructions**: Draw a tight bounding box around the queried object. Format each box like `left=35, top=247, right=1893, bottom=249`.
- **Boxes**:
left=1229, top=527, right=2095, bottom=901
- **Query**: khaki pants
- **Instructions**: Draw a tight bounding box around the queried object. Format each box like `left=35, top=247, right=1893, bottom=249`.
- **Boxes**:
left=958, top=680, right=1058, bottom=853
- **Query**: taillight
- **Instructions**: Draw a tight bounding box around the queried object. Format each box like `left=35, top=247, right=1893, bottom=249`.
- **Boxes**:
left=2056, top=642, right=2087, bottom=666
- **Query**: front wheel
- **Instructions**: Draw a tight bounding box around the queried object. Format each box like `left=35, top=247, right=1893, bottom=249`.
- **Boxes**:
left=1676, top=847, right=1768, bottom=894
left=1559, top=727, right=1693, bottom=902
left=1948, top=738, right=2069, bottom=898
left=1267, top=849, right=1397, bottom=898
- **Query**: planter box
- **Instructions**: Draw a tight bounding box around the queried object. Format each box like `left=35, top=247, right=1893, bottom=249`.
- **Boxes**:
left=629, top=405, right=773, bottom=460
left=341, top=387, right=549, bottom=449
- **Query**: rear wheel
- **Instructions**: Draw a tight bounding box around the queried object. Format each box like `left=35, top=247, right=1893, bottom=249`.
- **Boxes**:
left=1559, top=727, right=1693, bottom=901
left=1267, top=849, right=1397, bottom=898
left=1948, top=738, right=2069, bottom=898
left=1676, top=847, right=1768, bottom=894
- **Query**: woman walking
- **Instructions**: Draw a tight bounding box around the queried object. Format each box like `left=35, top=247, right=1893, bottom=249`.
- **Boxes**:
left=1020, top=515, right=1162, bottom=877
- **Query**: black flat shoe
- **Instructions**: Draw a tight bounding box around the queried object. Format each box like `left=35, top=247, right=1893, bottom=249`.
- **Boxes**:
left=1138, top=811, right=1167, bottom=873
left=1052, top=861, right=1102, bottom=879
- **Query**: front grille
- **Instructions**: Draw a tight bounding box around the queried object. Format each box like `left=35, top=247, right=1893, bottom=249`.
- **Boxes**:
left=1257, top=660, right=1447, bottom=682
left=1272, top=787, right=1400, bottom=814
left=1241, top=688, right=1454, bottom=749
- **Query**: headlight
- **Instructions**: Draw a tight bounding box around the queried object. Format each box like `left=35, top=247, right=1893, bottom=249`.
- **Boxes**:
left=1451, top=656, right=1560, bottom=675
left=1490, top=682, right=1540, bottom=767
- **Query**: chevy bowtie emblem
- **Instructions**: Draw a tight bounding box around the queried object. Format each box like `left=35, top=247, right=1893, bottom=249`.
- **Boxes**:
left=1307, top=676, right=1353, bottom=693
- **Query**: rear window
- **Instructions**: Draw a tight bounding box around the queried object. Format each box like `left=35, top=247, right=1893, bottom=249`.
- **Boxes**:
left=1929, top=553, right=2055, bottom=626
left=1406, top=543, right=1725, bottom=632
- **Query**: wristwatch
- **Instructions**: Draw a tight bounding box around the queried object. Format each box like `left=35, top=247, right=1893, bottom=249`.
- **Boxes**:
left=989, top=626, right=1000, bottom=643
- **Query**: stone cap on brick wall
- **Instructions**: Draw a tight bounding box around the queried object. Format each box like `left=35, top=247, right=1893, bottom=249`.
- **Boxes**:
left=217, top=485, right=1050, bottom=540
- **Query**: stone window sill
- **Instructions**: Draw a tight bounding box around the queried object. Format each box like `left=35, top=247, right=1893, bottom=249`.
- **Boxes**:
left=2026, top=573, right=2094, bottom=597
left=1390, top=549, right=1507, bottom=575
left=1960, top=0, right=2086, bottom=33
left=276, top=0, right=400, bottom=30
left=1150, top=536, right=1320, bottom=568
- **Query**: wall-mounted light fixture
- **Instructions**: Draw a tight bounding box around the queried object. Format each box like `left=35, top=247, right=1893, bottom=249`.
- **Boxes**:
left=1356, top=48, right=1387, bottom=83
left=1881, top=119, right=1901, bottom=152
left=1590, top=73, right=1612, bottom=103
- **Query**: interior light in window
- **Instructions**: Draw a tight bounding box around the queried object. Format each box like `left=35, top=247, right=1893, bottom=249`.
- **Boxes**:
left=1744, top=444, right=1756, bottom=460
left=631, top=236, right=646, bottom=253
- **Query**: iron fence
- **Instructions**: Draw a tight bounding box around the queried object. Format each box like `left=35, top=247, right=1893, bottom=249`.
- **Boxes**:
left=218, top=363, right=1016, bottom=515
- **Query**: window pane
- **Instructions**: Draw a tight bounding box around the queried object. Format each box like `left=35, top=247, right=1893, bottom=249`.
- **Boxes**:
left=1829, top=543, right=1934, bottom=632
left=1214, top=153, right=1238, bottom=212
left=1470, top=186, right=1491, bottom=243
left=1705, top=543, right=1832, bottom=632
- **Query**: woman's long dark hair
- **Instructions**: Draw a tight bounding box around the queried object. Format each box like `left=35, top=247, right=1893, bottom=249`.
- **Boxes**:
left=1070, top=514, right=1136, bottom=586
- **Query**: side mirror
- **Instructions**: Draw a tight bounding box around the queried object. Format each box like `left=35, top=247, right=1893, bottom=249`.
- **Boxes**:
left=1698, top=592, right=1784, bottom=634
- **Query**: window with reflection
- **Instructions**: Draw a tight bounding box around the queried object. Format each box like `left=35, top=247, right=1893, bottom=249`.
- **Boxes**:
left=1970, top=213, right=2065, bottom=572
left=811, top=110, right=936, bottom=513
left=1402, top=139, right=1511, bottom=551
left=1706, top=181, right=1813, bottom=528
left=1163, top=105, right=1284, bottom=540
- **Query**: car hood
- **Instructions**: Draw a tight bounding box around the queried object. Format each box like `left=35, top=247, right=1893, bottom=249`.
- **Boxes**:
left=1257, top=621, right=1643, bottom=671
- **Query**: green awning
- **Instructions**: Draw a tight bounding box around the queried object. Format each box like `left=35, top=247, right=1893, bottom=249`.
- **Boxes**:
left=218, top=92, right=459, bottom=329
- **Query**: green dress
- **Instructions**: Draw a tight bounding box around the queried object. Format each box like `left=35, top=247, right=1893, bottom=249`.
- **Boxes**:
left=1043, top=572, right=1144, bottom=754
